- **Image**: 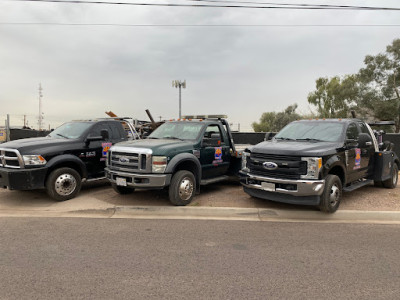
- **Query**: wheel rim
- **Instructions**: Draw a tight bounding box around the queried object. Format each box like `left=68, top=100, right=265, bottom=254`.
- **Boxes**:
left=178, top=177, right=194, bottom=201
left=55, top=173, right=77, bottom=196
left=329, top=183, right=340, bottom=207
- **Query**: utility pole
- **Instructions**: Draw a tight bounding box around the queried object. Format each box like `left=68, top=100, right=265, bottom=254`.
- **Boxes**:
left=38, top=83, right=44, bottom=130
left=172, top=80, right=186, bottom=119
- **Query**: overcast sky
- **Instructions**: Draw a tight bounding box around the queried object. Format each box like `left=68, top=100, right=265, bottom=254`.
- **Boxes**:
left=1, top=0, right=399, bottom=131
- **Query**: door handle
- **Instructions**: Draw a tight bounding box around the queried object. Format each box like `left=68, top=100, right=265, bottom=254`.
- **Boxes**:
left=366, top=141, right=372, bottom=146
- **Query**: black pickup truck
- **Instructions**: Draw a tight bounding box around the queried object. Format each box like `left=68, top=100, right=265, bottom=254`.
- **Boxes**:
left=0, top=118, right=137, bottom=201
left=240, top=118, right=399, bottom=213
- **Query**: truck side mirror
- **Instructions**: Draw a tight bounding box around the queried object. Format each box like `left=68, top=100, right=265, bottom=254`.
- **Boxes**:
left=101, top=129, right=109, bottom=140
left=358, top=133, right=372, bottom=148
left=264, top=132, right=275, bottom=141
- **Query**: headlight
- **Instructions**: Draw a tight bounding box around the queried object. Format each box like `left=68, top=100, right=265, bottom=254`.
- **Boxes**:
left=241, top=151, right=250, bottom=172
left=152, top=156, right=168, bottom=173
left=23, top=155, right=47, bottom=166
left=301, top=157, right=322, bottom=179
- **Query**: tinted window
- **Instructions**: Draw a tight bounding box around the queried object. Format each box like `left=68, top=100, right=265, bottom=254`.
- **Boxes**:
left=346, top=123, right=359, bottom=140
left=107, top=123, right=122, bottom=140
left=87, top=124, right=104, bottom=138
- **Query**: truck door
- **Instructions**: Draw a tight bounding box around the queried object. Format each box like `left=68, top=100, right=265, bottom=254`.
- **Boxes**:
left=357, top=121, right=375, bottom=178
left=84, top=122, right=123, bottom=178
left=345, top=122, right=365, bottom=183
left=84, top=123, right=109, bottom=178
left=200, top=124, right=231, bottom=179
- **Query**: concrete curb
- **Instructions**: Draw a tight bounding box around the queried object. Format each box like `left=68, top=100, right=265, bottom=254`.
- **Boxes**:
left=111, top=206, right=400, bottom=224
left=2, top=206, right=400, bottom=224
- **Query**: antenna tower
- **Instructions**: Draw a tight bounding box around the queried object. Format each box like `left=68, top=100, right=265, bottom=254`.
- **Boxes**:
left=38, top=83, right=44, bottom=130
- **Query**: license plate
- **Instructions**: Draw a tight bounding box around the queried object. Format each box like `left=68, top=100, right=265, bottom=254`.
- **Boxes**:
left=116, top=177, right=127, bottom=186
left=261, top=182, right=275, bottom=192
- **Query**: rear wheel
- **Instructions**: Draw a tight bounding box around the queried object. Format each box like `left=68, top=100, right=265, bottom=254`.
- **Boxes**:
left=111, top=183, right=135, bottom=194
left=319, top=174, right=342, bottom=213
left=383, top=164, right=398, bottom=189
left=169, top=170, right=196, bottom=206
left=46, top=167, right=82, bottom=201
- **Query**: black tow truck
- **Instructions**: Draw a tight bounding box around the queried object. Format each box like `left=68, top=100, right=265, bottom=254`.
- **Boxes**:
left=0, top=118, right=138, bottom=201
left=240, top=118, right=399, bottom=213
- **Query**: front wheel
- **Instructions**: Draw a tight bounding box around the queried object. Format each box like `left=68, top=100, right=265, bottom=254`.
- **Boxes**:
left=46, top=167, right=82, bottom=201
left=319, top=174, right=342, bottom=213
left=168, top=170, right=196, bottom=206
left=383, top=164, right=398, bottom=189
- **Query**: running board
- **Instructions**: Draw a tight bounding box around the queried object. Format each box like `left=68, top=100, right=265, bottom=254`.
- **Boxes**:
left=343, top=179, right=373, bottom=192
left=200, top=175, right=229, bottom=185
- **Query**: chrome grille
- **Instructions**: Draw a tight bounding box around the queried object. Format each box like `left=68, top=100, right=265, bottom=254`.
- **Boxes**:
left=0, top=148, right=24, bottom=169
left=108, top=146, right=152, bottom=173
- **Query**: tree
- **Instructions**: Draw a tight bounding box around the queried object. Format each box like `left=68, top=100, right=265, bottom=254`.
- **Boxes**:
left=307, top=75, right=358, bottom=118
left=252, top=104, right=300, bottom=132
left=357, top=38, right=400, bottom=131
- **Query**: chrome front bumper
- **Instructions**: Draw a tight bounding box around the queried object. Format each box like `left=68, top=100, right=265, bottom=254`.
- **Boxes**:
left=105, top=168, right=171, bottom=188
left=239, top=171, right=325, bottom=197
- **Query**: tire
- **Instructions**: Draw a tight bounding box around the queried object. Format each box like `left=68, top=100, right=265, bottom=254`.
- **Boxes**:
left=111, top=183, right=135, bottom=194
left=383, top=164, right=398, bottom=189
left=46, top=167, right=82, bottom=201
left=168, top=170, right=196, bottom=206
left=319, top=174, right=342, bottom=213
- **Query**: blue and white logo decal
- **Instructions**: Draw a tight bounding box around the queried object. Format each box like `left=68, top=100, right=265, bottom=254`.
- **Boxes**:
left=263, top=162, right=278, bottom=170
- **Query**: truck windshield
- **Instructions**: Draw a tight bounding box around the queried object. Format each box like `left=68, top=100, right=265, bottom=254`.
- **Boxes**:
left=275, top=122, right=345, bottom=142
left=48, top=122, right=93, bottom=139
left=148, top=122, right=204, bottom=141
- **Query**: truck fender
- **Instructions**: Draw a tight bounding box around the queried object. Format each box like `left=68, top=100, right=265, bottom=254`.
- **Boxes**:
left=46, top=154, right=88, bottom=179
left=165, top=153, right=202, bottom=192
left=324, top=155, right=346, bottom=184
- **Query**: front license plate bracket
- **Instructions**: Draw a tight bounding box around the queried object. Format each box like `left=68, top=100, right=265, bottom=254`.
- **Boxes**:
left=261, top=182, right=275, bottom=192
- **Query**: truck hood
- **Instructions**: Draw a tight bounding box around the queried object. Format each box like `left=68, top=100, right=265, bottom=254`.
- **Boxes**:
left=250, top=140, right=343, bottom=157
left=113, top=139, right=194, bottom=156
left=0, top=137, right=81, bottom=154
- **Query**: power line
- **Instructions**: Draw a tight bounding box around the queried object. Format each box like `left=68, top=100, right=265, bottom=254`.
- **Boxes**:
left=1, top=22, right=400, bottom=27
left=6, top=0, right=400, bottom=10
left=185, top=0, right=400, bottom=11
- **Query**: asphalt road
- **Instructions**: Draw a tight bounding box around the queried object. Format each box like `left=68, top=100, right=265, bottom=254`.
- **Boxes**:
left=1, top=218, right=399, bottom=299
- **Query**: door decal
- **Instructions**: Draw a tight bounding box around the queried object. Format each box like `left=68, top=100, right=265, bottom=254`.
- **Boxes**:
left=102, top=142, right=112, bottom=157
left=354, top=148, right=361, bottom=170
left=213, top=147, right=223, bottom=164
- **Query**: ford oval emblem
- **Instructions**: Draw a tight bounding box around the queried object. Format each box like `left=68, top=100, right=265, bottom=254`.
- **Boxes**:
left=263, top=162, right=278, bottom=170
left=119, top=157, right=130, bottom=163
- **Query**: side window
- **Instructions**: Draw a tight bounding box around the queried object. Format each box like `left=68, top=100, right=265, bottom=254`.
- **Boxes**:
left=107, top=123, right=123, bottom=140
left=346, top=123, right=359, bottom=140
left=203, top=125, right=225, bottom=145
left=88, top=123, right=112, bottom=139
left=87, top=124, right=103, bottom=137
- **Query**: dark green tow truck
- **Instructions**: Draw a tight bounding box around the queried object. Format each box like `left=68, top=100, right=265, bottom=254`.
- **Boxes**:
left=105, top=115, right=246, bottom=205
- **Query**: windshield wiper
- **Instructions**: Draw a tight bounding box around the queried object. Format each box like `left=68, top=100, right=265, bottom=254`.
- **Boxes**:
left=163, top=136, right=183, bottom=141
left=295, top=138, right=322, bottom=142
left=275, top=137, right=295, bottom=141
left=56, top=133, right=69, bottom=139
